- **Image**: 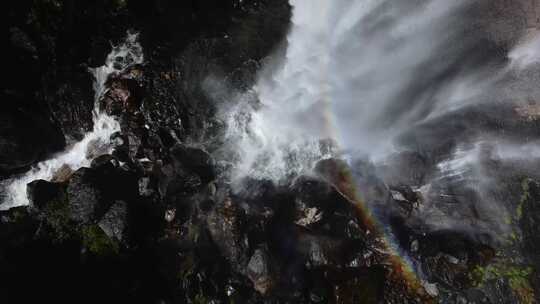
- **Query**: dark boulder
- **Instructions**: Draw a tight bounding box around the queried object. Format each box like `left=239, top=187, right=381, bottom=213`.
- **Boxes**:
left=170, top=144, right=216, bottom=183
left=417, top=230, right=495, bottom=289
left=91, top=154, right=139, bottom=202
left=27, top=179, right=63, bottom=210
left=247, top=247, right=277, bottom=295
left=291, top=175, right=365, bottom=240
left=102, top=77, right=144, bottom=115
left=98, top=200, right=128, bottom=242
left=0, top=103, right=65, bottom=173
left=158, top=162, right=203, bottom=200
left=206, top=195, right=248, bottom=270
left=66, top=168, right=103, bottom=223
left=519, top=179, right=540, bottom=302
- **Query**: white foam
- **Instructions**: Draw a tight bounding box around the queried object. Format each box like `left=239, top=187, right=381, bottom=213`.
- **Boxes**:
left=509, top=29, right=540, bottom=70
left=221, top=0, right=475, bottom=182
left=1, top=32, right=143, bottom=210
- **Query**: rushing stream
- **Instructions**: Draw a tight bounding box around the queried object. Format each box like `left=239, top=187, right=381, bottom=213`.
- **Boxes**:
left=0, top=33, right=143, bottom=210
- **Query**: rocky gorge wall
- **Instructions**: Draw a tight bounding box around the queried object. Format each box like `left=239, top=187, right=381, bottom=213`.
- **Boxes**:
left=2, top=1, right=540, bottom=304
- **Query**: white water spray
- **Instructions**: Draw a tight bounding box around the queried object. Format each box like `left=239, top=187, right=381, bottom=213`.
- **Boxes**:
left=218, top=0, right=540, bottom=240
left=221, top=0, right=511, bottom=182
left=1, top=32, right=143, bottom=210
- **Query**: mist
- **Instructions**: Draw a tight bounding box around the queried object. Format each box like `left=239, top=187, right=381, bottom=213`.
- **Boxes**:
left=214, top=0, right=540, bottom=240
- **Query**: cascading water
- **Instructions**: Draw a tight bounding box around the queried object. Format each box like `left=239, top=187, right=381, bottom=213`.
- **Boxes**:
left=221, top=0, right=540, bottom=250
left=0, top=32, right=143, bottom=210
left=223, top=0, right=491, bottom=181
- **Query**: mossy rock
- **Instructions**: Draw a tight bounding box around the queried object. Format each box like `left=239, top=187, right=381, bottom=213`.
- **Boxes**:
left=81, top=225, right=119, bottom=256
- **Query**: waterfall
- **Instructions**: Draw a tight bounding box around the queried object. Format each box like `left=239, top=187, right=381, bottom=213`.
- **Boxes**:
left=221, top=0, right=540, bottom=180
left=218, top=0, right=540, bottom=237
left=221, top=0, right=482, bottom=182
left=0, top=32, right=143, bottom=210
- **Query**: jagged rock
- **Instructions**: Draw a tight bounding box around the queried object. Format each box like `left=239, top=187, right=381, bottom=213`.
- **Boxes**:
left=417, top=231, right=495, bottom=289
left=51, top=164, right=74, bottom=183
left=389, top=184, right=421, bottom=215
left=291, top=175, right=365, bottom=239
left=247, top=248, right=276, bottom=295
left=86, top=137, right=114, bottom=160
left=102, top=78, right=143, bottom=115
left=0, top=105, right=65, bottom=173
left=98, top=200, right=128, bottom=241
left=292, top=176, right=344, bottom=215
left=110, top=132, right=130, bottom=161
left=296, top=229, right=363, bottom=269
left=206, top=195, right=248, bottom=270
left=66, top=168, right=102, bottom=223
left=27, top=179, right=63, bottom=210
left=138, top=176, right=154, bottom=197
left=170, top=144, right=216, bottom=183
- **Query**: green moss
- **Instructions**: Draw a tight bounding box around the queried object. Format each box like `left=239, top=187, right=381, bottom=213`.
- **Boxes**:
left=517, top=179, right=532, bottom=221
left=81, top=225, right=119, bottom=256
left=193, top=293, right=210, bottom=304
left=42, top=197, right=75, bottom=242
left=472, top=263, right=534, bottom=304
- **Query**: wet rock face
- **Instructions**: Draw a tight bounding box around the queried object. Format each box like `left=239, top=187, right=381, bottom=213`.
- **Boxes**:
left=5, top=1, right=528, bottom=303
left=0, top=105, right=65, bottom=173
left=66, top=168, right=103, bottom=223
left=102, top=74, right=144, bottom=116
left=98, top=200, right=128, bottom=241
left=27, top=179, right=63, bottom=210
left=170, top=144, right=216, bottom=183
left=247, top=248, right=277, bottom=295
left=206, top=196, right=249, bottom=269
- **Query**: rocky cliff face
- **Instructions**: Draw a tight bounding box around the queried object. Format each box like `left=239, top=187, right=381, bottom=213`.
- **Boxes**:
left=2, top=1, right=540, bottom=304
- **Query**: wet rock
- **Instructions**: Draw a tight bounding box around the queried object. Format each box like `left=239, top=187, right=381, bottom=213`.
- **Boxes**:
left=110, top=132, right=130, bottom=161
left=296, top=229, right=363, bottom=269
left=47, top=70, right=96, bottom=142
left=292, top=175, right=345, bottom=217
left=86, top=137, right=114, bottom=160
left=27, top=179, right=63, bottom=210
left=291, top=175, right=365, bottom=239
left=170, top=144, right=216, bottom=183
left=314, top=158, right=357, bottom=198
left=247, top=248, right=277, bottom=295
left=91, top=154, right=139, bottom=202
left=66, top=168, right=102, bottom=223
left=417, top=231, right=495, bottom=289
left=389, top=184, right=421, bottom=215
left=138, top=176, right=154, bottom=197
left=10, top=27, right=37, bottom=55
left=519, top=179, right=540, bottom=301
left=0, top=104, right=65, bottom=173
left=102, top=78, right=143, bottom=115
left=51, top=164, right=74, bottom=183
left=98, top=200, right=128, bottom=241
left=158, top=162, right=203, bottom=200
left=331, top=267, right=386, bottom=304
left=206, top=196, right=248, bottom=270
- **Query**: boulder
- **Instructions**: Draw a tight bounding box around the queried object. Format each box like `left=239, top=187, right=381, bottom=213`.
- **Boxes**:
left=206, top=195, right=248, bottom=270
left=170, top=144, right=216, bottom=183
left=98, top=200, right=128, bottom=241
left=247, top=248, right=277, bottom=295
left=66, top=168, right=103, bottom=223
left=102, top=78, right=143, bottom=115
left=0, top=104, right=64, bottom=173
left=27, top=180, right=63, bottom=210
left=51, top=164, right=74, bottom=183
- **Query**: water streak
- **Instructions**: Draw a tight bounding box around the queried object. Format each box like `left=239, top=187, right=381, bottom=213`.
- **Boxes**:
left=1, top=32, right=143, bottom=210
